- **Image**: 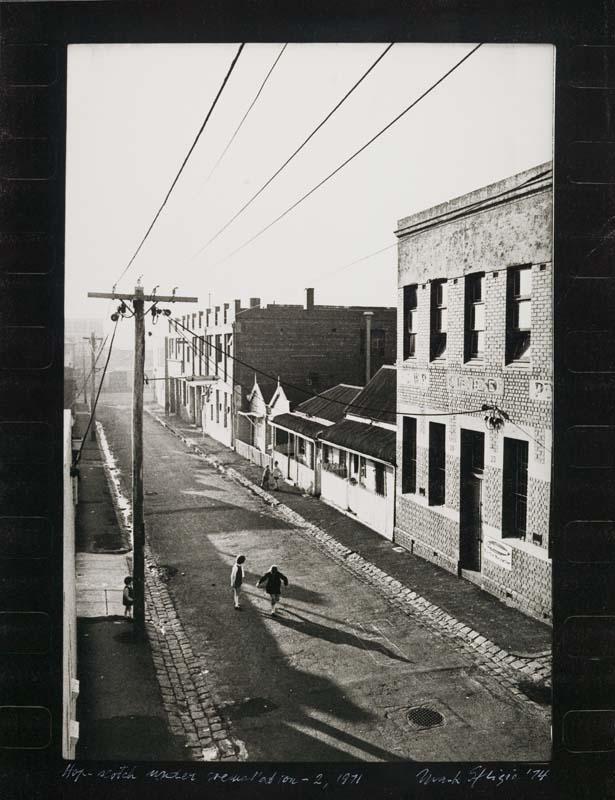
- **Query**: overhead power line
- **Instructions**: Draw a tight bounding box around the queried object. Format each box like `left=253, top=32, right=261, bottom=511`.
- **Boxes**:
left=190, top=42, right=395, bottom=261
left=73, top=319, right=120, bottom=466
left=202, top=43, right=288, bottom=187
left=169, top=317, right=487, bottom=419
left=210, top=42, right=483, bottom=270
left=114, top=42, right=245, bottom=288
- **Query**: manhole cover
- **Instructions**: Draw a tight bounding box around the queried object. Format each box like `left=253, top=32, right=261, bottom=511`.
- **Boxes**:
left=406, top=706, right=444, bottom=729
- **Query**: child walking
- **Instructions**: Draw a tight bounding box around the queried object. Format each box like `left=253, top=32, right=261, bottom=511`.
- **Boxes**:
left=256, top=565, right=289, bottom=615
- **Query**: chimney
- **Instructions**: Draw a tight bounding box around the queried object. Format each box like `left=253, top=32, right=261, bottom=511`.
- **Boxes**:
left=364, top=311, right=374, bottom=384
left=234, top=299, right=242, bottom=316
left=249, top=297, right=260, bottom=309
left=305, top=287, right=314, bottom=311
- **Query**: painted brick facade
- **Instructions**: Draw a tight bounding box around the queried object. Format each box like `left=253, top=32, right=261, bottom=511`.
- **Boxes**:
left=395, top=163, right=553, bottom=623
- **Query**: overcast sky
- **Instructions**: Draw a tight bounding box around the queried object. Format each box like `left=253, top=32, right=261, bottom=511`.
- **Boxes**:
left=65, top=42, right=554, bottom=345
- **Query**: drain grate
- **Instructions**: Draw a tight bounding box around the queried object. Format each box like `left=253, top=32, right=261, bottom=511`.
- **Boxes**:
left=406, top=706, right=444, bottom=730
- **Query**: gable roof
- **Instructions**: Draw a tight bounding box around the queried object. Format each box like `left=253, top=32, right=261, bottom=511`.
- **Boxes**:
left=346, top=365, right=396, bottom=425
left=295, top=383, right=362, bottom=424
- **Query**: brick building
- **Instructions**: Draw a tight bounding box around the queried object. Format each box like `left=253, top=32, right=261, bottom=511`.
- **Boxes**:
left=395, top=163, right=553, bottom=622
left=156, top=290, right=396, bottom=451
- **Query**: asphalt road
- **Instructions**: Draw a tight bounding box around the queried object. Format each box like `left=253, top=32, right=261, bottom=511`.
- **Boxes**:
left=97, top=395, right=550, bottom=762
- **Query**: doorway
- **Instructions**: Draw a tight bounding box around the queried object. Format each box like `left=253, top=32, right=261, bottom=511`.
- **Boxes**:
left=460, top=429, right=484, bottom=572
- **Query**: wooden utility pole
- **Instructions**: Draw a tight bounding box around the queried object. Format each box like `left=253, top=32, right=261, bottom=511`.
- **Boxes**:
left=81, top=350, right=88, bottom=404
left=84, top=332, right=103, bottom=440
left=88, top=286, right=197, bottom=637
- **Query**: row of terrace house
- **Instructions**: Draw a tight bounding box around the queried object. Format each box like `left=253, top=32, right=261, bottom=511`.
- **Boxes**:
left=151, top=289, right=397, bottom=451
left=241, top=365, right=397, bottom=539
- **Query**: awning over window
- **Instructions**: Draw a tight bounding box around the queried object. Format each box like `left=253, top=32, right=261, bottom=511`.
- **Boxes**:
left=271, top=413, right=328, bottom=441
left=319, top=419, right=396, bottom=465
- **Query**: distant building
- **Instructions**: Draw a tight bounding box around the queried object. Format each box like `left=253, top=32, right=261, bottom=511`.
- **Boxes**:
left=395, top=163, right=553, bottom=622
left=156, top=290, right=397, bottom=451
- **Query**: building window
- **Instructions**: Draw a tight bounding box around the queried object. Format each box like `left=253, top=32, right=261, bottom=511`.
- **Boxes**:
left=375, top=463, right=386, bottom=497
left=506, top=265, right=532, bottom=362
left=215, top=334, right=222, bottom=374
left=428, top=422, right=446, bottom=506
left=359, top=457, right=367, bottom=486
left=322, top=445, right=330, bottom=463
left=198, top=311, right=203, bottom=329
left=502, top=438, right=529, bottom=539
left=402, top=417, right=417, bottom=494
left=192, top=313, right=196, bottom=329
left=465, top=273, right=485, bottom=361
left=430, top=280, right=448, bottom=360
left=352, top=453, right=360, bottom=475
left=403, top=284, right=418, bottom=359
left=275, top=427, right=290, bottom=455
left=297, top=436, right=306, bottom=464
left=215, top=390, right=220, bottom=423
left=199, top=336, right=205, bottom=373
left=372, top=328, right=386, bottom=356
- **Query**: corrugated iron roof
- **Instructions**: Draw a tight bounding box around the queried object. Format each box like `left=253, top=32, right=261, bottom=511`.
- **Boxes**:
left=295, top=383, right=362, bottom=423
left=270, top=413, right=327, bottom=440
left=347, top=365, right=396, bottom=424
left=319, top=419, right=396, bottom=465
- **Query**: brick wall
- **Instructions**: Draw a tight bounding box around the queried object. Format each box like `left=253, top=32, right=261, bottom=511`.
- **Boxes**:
left=395, top=165, right=553, bottom=622
left=235, top=305, right=397, bottom=408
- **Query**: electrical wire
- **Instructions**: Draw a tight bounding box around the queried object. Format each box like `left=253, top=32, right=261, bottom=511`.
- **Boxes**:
left=208, top=43, right=483, bottom=270
left=113, top=42, right=245, bottom=288
left=73, top=319, right=120, bottom=466
left=73, top=333, right=110, bottom=401
left=169, top=317, right=488, bottom=419
left=190, top=43, right=395, bottom=261
left=201, top=44, right=288, bottom=187
left=506, top=417, right=552, bottom=455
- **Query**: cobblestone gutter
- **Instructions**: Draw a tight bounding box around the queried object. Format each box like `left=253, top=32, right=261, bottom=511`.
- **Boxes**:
left=147, top=410, right=551, bottom=712
left=96, top=420, right=248, bottom=762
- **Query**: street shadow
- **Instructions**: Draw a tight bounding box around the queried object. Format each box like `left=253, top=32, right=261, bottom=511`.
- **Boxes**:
left=273, top=609, right=412, bottom=665
left=144, top=498, right=294, bottom=532
left=282, top=584, right=327, bottom=605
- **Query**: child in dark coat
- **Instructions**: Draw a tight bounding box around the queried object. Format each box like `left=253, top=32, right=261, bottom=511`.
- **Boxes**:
left=256, top=565, right=288, bottom=615
left=122, top=576, right=134, bottom=618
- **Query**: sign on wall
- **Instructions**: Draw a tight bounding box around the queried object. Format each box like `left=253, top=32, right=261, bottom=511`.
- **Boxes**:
left=483, top=537, right=513, bottom=570
left=448, top=374, right=503, bottom=395
left=529, top=380, right=552, bottom=401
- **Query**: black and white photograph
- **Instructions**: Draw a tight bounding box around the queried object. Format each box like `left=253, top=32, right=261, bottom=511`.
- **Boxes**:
left=62, top=42, right=554, bottom=764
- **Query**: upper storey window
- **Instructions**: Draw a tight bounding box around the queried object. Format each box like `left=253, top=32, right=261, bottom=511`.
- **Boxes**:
left=506, top=266, right=532, bottom=362
left=430, top=279, right=448, bottom=360
left=465, top=273, right=485, bottom=361
left=403, top=284, right=418, bottom=359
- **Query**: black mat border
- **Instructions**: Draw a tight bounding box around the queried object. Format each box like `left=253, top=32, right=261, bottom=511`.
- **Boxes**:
left=0, top=2, right=612, bottom=798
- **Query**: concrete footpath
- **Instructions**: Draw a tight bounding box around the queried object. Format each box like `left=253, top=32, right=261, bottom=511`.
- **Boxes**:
left=147, top=404, right=551, bottom=690
left=74, top=418, right=186, bottom=760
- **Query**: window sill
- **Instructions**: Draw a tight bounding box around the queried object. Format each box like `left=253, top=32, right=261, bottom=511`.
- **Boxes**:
left=498, top=535, right=550, bottom=561
left=462, top=359, right=485, bottom=369
left=504, top=359, right=532, bottom=370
